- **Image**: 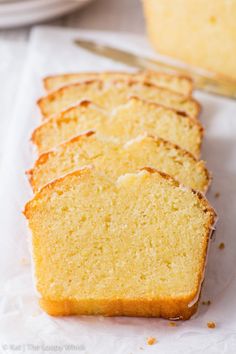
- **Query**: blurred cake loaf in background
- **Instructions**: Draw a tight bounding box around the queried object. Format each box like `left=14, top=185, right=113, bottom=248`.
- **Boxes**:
left=143, top=0, right=236, bottom=80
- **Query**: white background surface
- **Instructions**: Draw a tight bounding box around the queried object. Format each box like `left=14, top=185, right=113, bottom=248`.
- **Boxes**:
left=0, top=26, right=236, bottom=354
left=0, top=40, right=26, bottom=159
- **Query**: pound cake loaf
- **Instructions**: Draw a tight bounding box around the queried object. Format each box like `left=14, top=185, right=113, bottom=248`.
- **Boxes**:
left=44, top=70, right=193, bottom=96
left=38, top=79, right=200, bottom=119
left=28, top=132, right=210, bottom=193
left=33, top=98, right=203, bottom=157
left=24, top=167, right=216, bottom=319
left=143, top=0, right=236, bottom=80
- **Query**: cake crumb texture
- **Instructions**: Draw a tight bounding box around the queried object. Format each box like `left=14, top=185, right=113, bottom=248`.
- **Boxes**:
left=29, top=133, right=210, bottom=193
left=38, top=79, right=200, bottom=119
left=24, top=168, right=216, bottom=319
left=44, top=70, right=193, bottom=96
left=33, top=97, right=203, bottom=158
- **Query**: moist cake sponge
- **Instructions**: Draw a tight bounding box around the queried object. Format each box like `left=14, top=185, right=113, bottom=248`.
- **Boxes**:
left=43, top=70, right=193, bottom=96
left=24, top=167, right=216, bottom=319
left=28, top=132, right=210, bottom=193
left=38, top=79, right=200, bottom=119
left=32, top=98, right=203, bottom=157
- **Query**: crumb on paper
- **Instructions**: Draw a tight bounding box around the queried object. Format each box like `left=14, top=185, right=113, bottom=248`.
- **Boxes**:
left=207, top=321, right=216, bottom=329
left=210, top=231, right=216, bottom=240
left=168, top=321, right=177, bottom=327
left=218, top=242, right=225, bottom=250
left=214, top=192, right=220, bottom=198
left=202, top=300, right=211, bottom=305
left=20, top=257, right=30, bottom=265
left=147, top=337, right=157, bottom=345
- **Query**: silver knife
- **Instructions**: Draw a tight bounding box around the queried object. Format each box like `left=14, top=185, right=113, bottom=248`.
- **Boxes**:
left=74, top=39, right=236, bottom=99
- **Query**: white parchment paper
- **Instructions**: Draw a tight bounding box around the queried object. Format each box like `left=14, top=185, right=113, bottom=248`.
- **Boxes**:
left=0, top=39, right=26, bottom=160
left=0, top=26, right=236, bottom=354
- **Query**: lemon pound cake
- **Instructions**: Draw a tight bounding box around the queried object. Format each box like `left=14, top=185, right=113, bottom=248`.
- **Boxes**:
left=143, top=0, right=236, bottom=80
left=24, top=167, right=216, bottom=319
left=38, top=79, right=200, bottom=120
left=28, top=132, right=210, bottom=193
left=44, top=70, right=193, bottom=96
left=32, top=98, right=203, bottom=157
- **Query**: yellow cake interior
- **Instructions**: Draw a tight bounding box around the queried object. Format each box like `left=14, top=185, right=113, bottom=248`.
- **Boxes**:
left=29, top=133, right=210, bottom=193
left=38, top=79, right=200, bottom=119
left=44, top=70, right=193, bottom=96
left=24, top=69, right=217, bottom=320
left=24, top=168, right=216, bottom=319
left=33, top=98, right=203, bottom=157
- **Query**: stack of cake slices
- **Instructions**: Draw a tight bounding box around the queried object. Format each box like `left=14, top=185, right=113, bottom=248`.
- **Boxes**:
left=24, top=71, right=217, bottom=320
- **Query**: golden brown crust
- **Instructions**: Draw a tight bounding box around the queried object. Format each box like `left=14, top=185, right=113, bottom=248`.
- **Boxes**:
left=128, top=98, right=204, bottom=156
left=67, top=129, right=95, bottom=142
left=37, top=80, right=103, bottom=117
left=141, top=167, right=180, bottom=187
left=127, top=95, right=201, bottom=126
left=143, top=141, right=211, bottom=192
left=32, top=100, right=98, bottom=146
left=140, top=167, right=211, bottom=206
left=27, top=131, right=95, bottom=188
left=142, top=70, right=193, bottom=90
left=24, top=167, right=93, bottom=219
left=43, top=70, right=193, bottom=85
left=39, top=296, right=198, bottom=320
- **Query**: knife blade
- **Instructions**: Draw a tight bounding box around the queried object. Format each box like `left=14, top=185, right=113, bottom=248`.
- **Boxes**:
left=74, top=39, right=236, bottom=99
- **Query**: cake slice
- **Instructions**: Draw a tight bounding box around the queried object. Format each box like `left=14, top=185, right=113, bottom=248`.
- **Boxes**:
left=24, top=167, right=216, bottom=319
left=32, top=98, right=203, bottom=157
left=38, top=79, right=200, bottom=119
left=44, top=70, right=193, bottom=96
left=28, top=132, right=210, bottom=193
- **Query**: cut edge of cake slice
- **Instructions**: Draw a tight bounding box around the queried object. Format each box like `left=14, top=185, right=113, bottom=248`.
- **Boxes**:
left=37, top=79, right=201, bottom=120
left=43, top=70, right=193, bottom=96
left=24, top=166, right=217, bottom=320
left=32, top=97, right=204, bottom=158
left=27, top=131, right=211, bottom=193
